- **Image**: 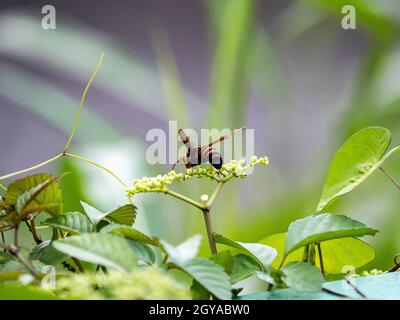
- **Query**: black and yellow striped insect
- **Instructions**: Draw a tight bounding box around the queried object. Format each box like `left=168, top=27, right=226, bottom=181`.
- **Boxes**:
left=173, top=128, right=245, bottom=171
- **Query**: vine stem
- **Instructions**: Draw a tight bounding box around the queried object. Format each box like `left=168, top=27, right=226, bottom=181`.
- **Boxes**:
left=0, top=152, right=127, bottom=191
left=25, top=220, right=42, bottom=244
left=165, top=189, right=205, bottom=210
left=0, top=237, right=40, bottom=281
left=379, top=166, right=400, bottom=191
left=72, top=257, right=85, bottom=273
left=203, top=209, right=217, bottom=255
left=64, top=152, right=127, bottom=188
left=0, top=153, right=63, bottom=181
left=63, top=52, right=104, bottom=152
left=207, top=181, right=224, bottom=208
left=164, top=180, right=225, bottom=255
left=0, top=231, right=5, bottom=252
left=317, top=242, right=325, bottom=277
left=14, top=224, right=19, bottom=247
left=0, top=53, right=112, bottom=187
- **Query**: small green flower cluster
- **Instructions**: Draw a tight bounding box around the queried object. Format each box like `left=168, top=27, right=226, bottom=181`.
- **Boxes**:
left=55, top=268, right=190, bottom=300
left=349, top=269, right=385, bottom=278
left=127, top=171, right=184, bottom=195
left=126, top=156, right=269, bottom=196
left=220, top=156, right=269, bottom=178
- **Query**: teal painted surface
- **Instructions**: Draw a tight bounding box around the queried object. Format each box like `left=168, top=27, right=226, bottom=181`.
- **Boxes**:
left=237, top=272, right=400, bottom=300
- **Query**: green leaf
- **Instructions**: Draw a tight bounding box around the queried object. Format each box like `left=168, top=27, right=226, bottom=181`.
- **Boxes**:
left=53, top=233, right=136, bottom=272
left=191, top=252, right=238, bottom=299
left=29, top=240, right=67, bottom=265
left=284, top=213, right=378, bottom=255
left=0, top=198, right=11, bottom=211
left=230, top=254, right=261, bottom=284
left=160, top=234, right=202, bottom=264
left=282, top=262, right=323, bottom=293
left=317, top=127, right=400, bottom=212
left=161, top=237, right=232, bottom=300
left=260, top=233, right=375, bottom=274
left=81, top=201, right=106, bottom=226
left=314, top=238, right=375, bottom=274
left=106, top=204, right=137, bottom=226
left=179, top=258, right=232, bottom=300
left=0, top=283, right=57, bottom=300
left=127, top=240, right=156, bottom=266
left=100, top=224, right=158, bottom=246
left=210, top=251, right=234, bottom=275
left=191, top=279, right=211, bottom=300
left=0, top=252, right=12, bottom=264
left=214, top=233, right=277, bottom=270
left=81, top=202, right=137, bottom=227
left=5, top=173, right=62, bottom=215
left=42, top=212, right=94, bottom=234
left=256, top=271, right=275, bottom=286
left=15, top=175, right=63, bottom=216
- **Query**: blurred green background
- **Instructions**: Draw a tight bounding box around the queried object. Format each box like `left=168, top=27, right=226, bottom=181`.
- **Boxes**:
left=0, top=0, right=400, bottom=280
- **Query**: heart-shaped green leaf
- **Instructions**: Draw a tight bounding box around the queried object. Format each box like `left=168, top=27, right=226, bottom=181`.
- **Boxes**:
left=317, top=127, right=400, bottom=212
left=81, top=202, right=137, bottom=227
left=214, top=233, right=277, bottom=270
left=42, top=212, right=94, bottom=234
left=260, top=232, right=375, bottom=274
left=208, top=251, right=261, bottom=285
left=230, top=254, right=261, bottom=284
left=53, top=233, right=136, bottom=272
left=5, top=173, right=62, bottom=215
left=282, top=262, right=323, bottom=293
left=284, top=214, right=378, bottom=256
left=100, top=224, right=158, bottom=246
left=160, top=235, right=202, bottom=265
left=106, top=204, right=137, bottom=226
left=161, top=237, right=231, bottom=299
left=179, top=258, right=232, bottom=300
left=80, top=201, right=106, bottom=226
left=256, top=271, right=275, bottom=286
left=127, top=240, right=156, bottom=266
left=29, top=240, right=67, bottom=265
left=210, top=251, right=234, bottom=275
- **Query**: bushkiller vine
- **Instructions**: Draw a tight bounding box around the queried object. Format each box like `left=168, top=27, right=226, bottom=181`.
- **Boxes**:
left=127, top=157, right=269, bottom=255
left=0, top=54, right=399, bottom=300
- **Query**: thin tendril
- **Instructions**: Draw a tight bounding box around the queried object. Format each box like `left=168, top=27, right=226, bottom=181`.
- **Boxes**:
left=64, top=152, right=127, bottom=188
left=0, top=53, right=105, bottom=183
left=64, top=52, right=105, bottom=152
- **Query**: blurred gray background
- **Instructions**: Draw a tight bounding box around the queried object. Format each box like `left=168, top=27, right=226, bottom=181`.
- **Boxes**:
left=1, top=0, right=400, bottom=271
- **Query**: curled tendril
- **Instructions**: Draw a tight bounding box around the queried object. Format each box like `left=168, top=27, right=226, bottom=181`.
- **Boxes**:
left=126, top=156, right=269, bottom=197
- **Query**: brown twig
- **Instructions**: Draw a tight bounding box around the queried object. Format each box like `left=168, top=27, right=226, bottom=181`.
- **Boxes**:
left=379, top=166, right=400, bottom=191
left=388, top=253, right=400, bottom=272
left=72, top=257, right=85, bottom=273
left=317, top=242, right=325, bottom=277
left=0, top=238, right=40, bottom=281
left=0, top=231, right=5, bottom=252
left=345, top=277, right=367, bottom=299
left=25, top=219, right=42, bottom=244
left=14, top=224, right=19, bottom=248
left=322, top=288, right=352, bottom=299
